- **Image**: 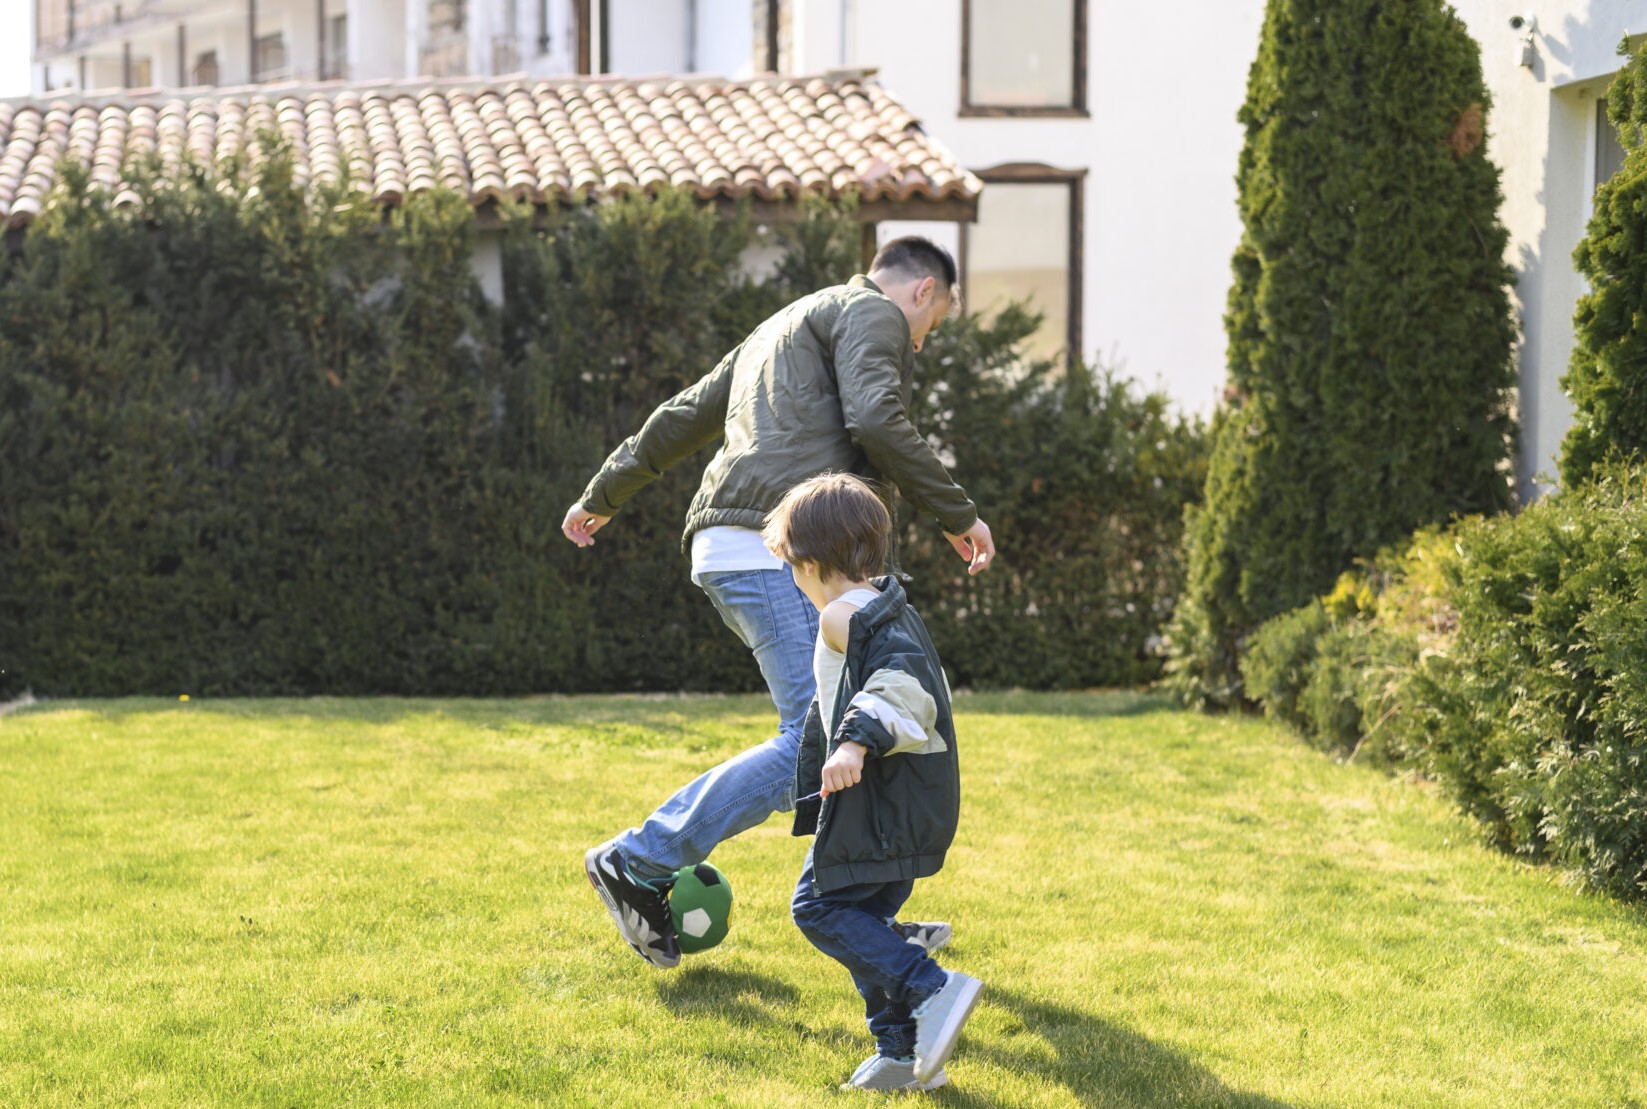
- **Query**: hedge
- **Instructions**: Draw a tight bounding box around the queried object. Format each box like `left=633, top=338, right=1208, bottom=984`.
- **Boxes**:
left=1562, top=40, right=1647, bottom=484
left=0, top=150, right=1206, bottom=696
left=1243, top=468, right=1647, bottom=901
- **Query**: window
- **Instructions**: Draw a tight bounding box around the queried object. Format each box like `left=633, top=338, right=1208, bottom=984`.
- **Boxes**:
left=961, top=0, right=1086, bottom=116
left=127, top=55, right=152, bottom=88
left=252, top=32, right=287, bottom=80
left=962, top=166, right=1085, bottom=365
left=322, top=14, right=348, bottom=79
left=192, top=50, right=219, bottom=86
left=1596, top=96, right=1627, bottom=194
left=37, top=0, right=73, bottom=50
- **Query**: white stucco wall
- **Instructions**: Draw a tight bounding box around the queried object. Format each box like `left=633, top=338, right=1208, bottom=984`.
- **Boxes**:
left=350, top=0, right=407, bottom=79
left=693, top=0, right=755, bottom=77
left=606, top=0, right=690, bottom=74
left=1448, top=0, right=1638, bottom=498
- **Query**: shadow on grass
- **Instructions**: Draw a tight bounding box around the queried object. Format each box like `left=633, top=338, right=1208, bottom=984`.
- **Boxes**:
left=655, top=964, right=802, bottom=1027
left=940, top=983, right=1295, bottom=1108
left=655, top=969, right=1293, bottom=1107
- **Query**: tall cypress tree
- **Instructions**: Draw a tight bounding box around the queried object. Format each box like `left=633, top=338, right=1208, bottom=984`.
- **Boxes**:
left=1561, top=41, right=1647, bottom=485
left=1169, top=0, right=1518, bottom=707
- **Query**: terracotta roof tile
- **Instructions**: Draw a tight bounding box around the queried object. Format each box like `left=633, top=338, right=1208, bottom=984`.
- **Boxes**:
left=0, top=72, right=981, bottom=229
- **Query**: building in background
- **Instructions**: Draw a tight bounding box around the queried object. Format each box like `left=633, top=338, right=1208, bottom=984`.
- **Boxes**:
left=28, top=0, right=769, bottom=93
left=27, top=0, right=1255, bottom=420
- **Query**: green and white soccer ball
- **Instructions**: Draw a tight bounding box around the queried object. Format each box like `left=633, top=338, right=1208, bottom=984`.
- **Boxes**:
left=670, top=862, right=734, bottom=953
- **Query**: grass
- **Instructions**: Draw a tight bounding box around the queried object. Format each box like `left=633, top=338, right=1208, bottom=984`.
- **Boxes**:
left=2, top=691, right=1646, bottom=1107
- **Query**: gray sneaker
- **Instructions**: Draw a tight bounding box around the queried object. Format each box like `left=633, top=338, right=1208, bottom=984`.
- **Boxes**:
left=912, top=971, right=983, bottom=1084
left=892, top=920, right=953, bottom=954
left=841, top=1054, right=949, bottom=1091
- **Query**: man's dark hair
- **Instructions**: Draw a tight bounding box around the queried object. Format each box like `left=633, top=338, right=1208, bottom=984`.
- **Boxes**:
left=870, top=236, right=958, bottom=291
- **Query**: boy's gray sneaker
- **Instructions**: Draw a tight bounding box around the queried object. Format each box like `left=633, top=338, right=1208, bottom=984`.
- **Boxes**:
left=912, top=971, right=983, bottom=1084
left=841, top=1054, right=949, bottom=1091
left=892, top=920, right=953, bottom=954
left=583, top=845, right=680, bottom=969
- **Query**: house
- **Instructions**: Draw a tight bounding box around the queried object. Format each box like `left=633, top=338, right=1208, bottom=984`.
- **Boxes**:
left=0, top=70, right=982, bottom=303
left=22, top=0, right=1647, bottom=495
left=25, top=0, right=1259, bottom=417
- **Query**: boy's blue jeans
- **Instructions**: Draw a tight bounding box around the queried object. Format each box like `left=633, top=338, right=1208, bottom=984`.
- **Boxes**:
left=791, top=848, right=950, bottom=1059
left=612, top=568, right=819, bottom=882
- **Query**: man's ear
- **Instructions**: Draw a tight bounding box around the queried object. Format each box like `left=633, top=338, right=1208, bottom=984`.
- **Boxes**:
left=915, top=275, right=936, bottom=307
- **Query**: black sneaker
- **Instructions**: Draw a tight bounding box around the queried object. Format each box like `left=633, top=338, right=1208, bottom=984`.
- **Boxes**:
left=584, top=845, right=681, bottom=968
left=892, top=920, right=953, bottom=954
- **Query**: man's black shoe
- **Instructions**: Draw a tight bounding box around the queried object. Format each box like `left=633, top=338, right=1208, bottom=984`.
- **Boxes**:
left=584, top=845, right=681, bottom=968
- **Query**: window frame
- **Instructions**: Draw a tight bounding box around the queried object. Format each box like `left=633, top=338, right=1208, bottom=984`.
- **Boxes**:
left=573, top=0, right=610, bottom=74
left=252, top=31, right=288, bottom=82
left=959, top=0, right=1088, bottom=118
left=193, top=49, right=220, bottom=87
left=1595, top=95, right=1628, bottom=196
left=960, top=163, right=1087, bottom=362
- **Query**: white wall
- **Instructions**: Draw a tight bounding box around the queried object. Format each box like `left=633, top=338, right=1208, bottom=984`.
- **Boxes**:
left=823, top=0, right=1265, bottom=417
left=607, top=0, right=690, bottom=74
left=351, top=0, right=407, bottom=79
left=1449, top=0, right=1637, bottom=497
left=694, top=0, right=755, bottom=77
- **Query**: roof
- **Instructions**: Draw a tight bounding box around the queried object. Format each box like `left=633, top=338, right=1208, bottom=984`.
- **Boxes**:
left=0, top=71, right=983, bottom=231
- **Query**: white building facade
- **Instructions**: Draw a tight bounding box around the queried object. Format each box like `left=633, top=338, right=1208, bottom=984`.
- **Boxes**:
left=1445, top=0, right=1639, bottom=498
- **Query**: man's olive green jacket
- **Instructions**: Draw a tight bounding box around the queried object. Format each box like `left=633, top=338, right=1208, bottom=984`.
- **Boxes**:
left=578, top=275, right=978, bottom=548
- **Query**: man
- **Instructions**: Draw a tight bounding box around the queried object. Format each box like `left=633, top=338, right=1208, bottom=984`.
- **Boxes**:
left=564, top=235, right=996, bottom=968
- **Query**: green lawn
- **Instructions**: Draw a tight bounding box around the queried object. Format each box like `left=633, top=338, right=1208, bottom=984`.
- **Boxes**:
left=2, top=692, right=1644, bottom=1107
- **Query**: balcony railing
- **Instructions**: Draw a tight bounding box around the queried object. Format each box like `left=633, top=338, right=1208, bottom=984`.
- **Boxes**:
left=35, top=0, right=169, bottom=53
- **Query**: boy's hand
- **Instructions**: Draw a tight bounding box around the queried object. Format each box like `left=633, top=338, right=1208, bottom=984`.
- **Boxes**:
left=820, top=741, right=868, bottom=796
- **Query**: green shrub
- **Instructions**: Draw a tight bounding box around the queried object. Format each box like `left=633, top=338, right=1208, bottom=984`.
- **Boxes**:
left=0, top=152, right=1204, bottom=696
left=1561, top=41, right=1647, bottom=485
left=1172, top=0, right=1518, bottom=707
left=896, top=304, right=1210, bottom=688
left=1420, top=466, right=1647, bottom=896
left=1246, top=474, right=1647, bottom=900
left=1240, top=600, right=1329, bottom=733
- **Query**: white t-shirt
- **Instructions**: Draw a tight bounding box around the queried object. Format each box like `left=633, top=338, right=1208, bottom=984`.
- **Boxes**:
left=689, top=525, right=785, bottom=585
left=814, top=587, right=882, bottom=724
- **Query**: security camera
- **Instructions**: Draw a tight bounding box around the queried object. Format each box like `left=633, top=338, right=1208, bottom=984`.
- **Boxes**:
left=1509, top=14, right=1536, bottom=32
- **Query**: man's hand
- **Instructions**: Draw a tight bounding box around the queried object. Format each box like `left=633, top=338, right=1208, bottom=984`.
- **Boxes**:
left=561, top=503, right=612, bottom=548
left=944, top=518, right=996, bottom=576
left=820, top=741, right=868, bottom=797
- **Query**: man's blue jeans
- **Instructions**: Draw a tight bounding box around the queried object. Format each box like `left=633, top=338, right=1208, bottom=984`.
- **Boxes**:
left=612, top=568, right=819, bottom=882
left=791, top=848, right=950, bottom=1059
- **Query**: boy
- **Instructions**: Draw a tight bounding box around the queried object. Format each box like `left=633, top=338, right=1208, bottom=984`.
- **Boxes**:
left=762, top=473, right=983, bottom=1092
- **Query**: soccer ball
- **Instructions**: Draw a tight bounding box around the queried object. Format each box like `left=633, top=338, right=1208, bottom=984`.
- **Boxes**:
left=670, top=861, right=733, bottom=953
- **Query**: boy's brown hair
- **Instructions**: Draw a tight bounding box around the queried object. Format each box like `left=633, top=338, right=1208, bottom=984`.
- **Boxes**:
left=763, top=473, right=892, bottom=583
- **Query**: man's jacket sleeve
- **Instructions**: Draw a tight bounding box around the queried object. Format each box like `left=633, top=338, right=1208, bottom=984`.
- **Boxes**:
left=578, top=347, right=738, bottom=516
left=832, top=301, right=978, bottom=535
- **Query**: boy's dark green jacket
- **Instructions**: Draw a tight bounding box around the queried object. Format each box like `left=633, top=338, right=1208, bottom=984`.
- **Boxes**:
left=793, top=576, right=961, bottom=893
left=577, top=276, right=978, bottom=549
